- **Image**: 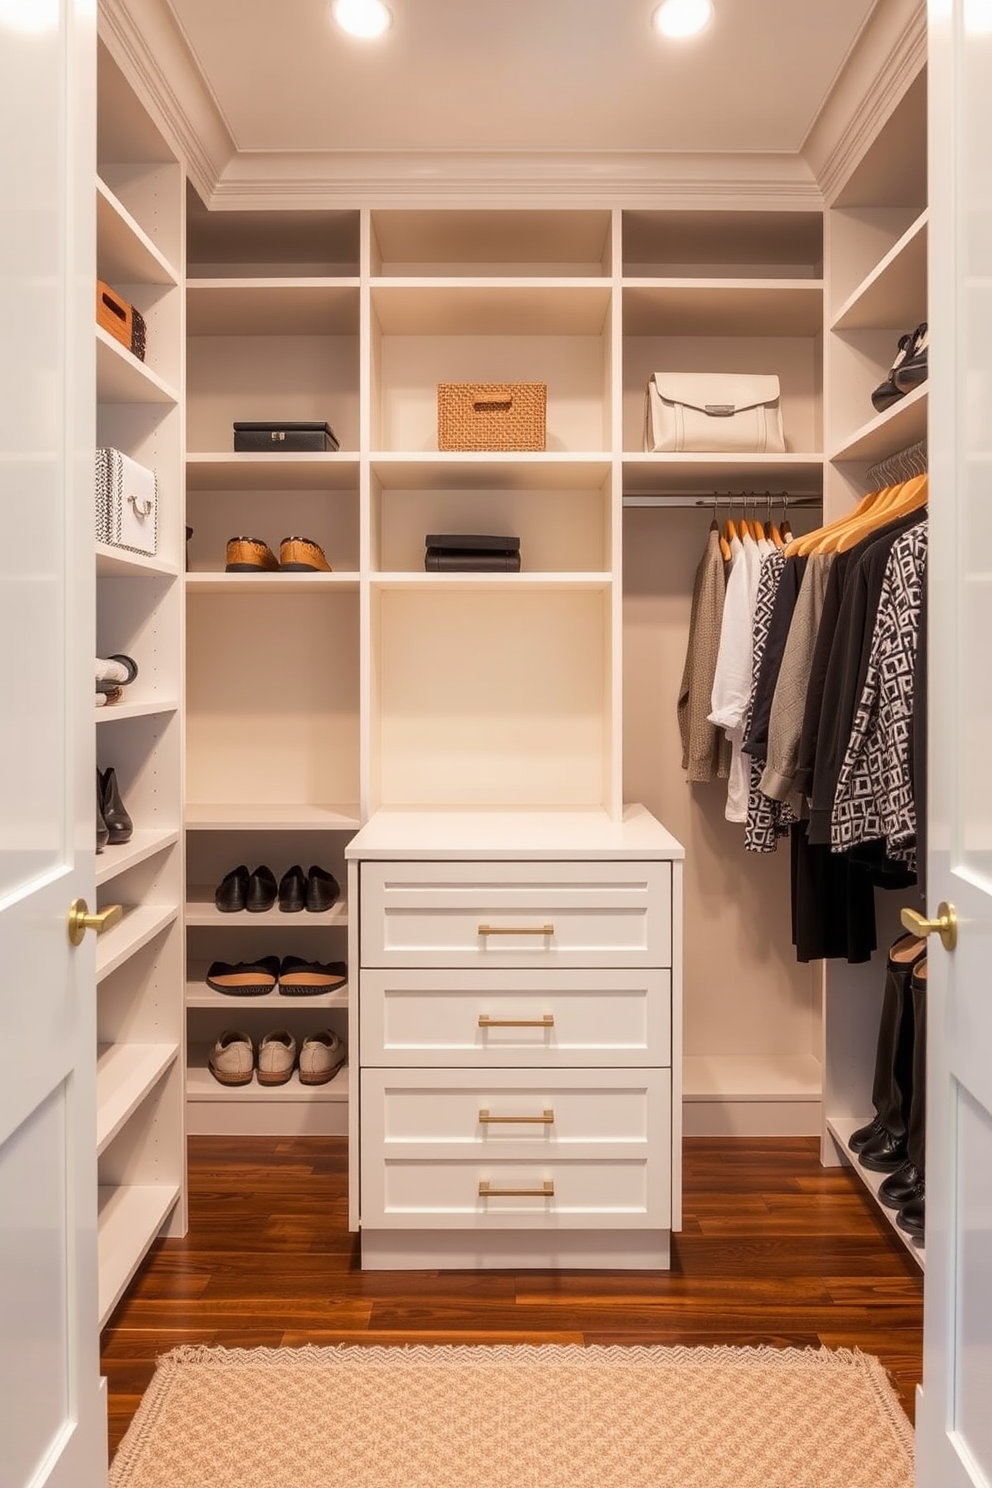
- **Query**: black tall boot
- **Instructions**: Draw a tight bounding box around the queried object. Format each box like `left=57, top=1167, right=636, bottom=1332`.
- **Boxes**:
left=896, top=959, right=927, bottom=1237
left=854, top=933, right=926, bottom=1172
left=99, top=766, right=133, bottom=845
left=96, top=771, right=109, bottom=853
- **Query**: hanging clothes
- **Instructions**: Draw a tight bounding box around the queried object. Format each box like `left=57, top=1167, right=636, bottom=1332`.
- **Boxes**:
left=709, top=527, right=768, bottom=822
left=676, top=522, right=731, bottom=783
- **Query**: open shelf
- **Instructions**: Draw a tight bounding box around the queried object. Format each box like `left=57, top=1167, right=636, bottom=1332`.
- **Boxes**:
left=827, top=1117, right=925, bottom=1269
left=186, top=453, right=360, bottom=490
left=623, top=281, right=824, bottom=336
left=96, top=828, right=181, bottom=886
left=96, top=699, right=180, bottom=724
left=96, top=326, right=179, bottom=405
left=185, top=802, right=361, bottom=831
left=186, top=968, right=349, bottom=1011
left=623, top=454, right=825, bottom=495
left=187, top=280, right=360, bottom=335
left=185, top=887, right=348, bottom=928
left=95, top=903, right=180, bottom=984
left=830, top=383, right=928, bottom=462
left=186, top=572, right=359, bottom=594
left=831, top=211, right=928, bottom=331
left=96, top=177, right=178, bottom=286
left=371, top=281, right=612, bottom=336
left=96, top=544, right=180, bottom=579
left=96, top=1042, right=180, bottom=1155
left=98, top=1182, right=182, bottom=1327
left=370, top=453, right=612, bottom=490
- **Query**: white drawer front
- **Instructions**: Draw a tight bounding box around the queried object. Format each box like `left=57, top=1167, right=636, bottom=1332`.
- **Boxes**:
left=359, top=860, right=671, bottom=969
left=360, top=968, right=671, bottom=1067
left=360, top=1069, right=672, bottom=1228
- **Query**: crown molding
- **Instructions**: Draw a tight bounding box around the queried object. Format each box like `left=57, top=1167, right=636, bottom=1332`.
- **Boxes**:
left=802, top=0, right=926, bottom=203
left=205, top=149, right=821, bottom=212
left=98, top=0, right=234, bottom=201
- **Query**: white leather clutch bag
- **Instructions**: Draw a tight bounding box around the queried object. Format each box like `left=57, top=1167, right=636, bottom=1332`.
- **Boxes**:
left=644, top=372, right=785, bottom=454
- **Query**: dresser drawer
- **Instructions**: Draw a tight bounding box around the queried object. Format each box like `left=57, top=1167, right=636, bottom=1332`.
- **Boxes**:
left=360, top=1069, right=671, bottom=1228
left=360, top=968, right=671, bottom=1067
left=359, top=860, right=671, bottom=969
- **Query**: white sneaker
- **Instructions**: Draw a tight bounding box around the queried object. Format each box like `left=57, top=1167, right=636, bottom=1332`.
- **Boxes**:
left=257, top=1029, right=297, bottom=1086
left=298, top=1030, right=346, bottom=1086
left=208, top=1030, right=254, bottom=1087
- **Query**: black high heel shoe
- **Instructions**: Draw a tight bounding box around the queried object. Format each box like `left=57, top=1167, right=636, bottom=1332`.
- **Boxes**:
left=99, top=767, right=133, bottom=845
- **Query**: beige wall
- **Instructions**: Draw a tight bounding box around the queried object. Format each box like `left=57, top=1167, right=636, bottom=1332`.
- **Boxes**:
left=622, top=506, right=821, bottom=1064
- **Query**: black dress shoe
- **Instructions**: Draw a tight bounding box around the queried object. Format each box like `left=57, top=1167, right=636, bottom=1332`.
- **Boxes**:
left=99, top=766, right=133, bottom=844
left=306, top=864, right=341, bottom=913
left=878, top=1160, right=922, bottom=1209
left=858, top=1126, right=907, bottom=1172
left=849, top=1116, right=886, bottom=1152
left=897, top=1192, right=925, bottom=1236
left=278, top=955, right=348, bottom=996
left=245, top=865, right=278, bottom=912
left=206, top=956, right=280, bottom=996
left=215, top=864, right=249, bottom=913
left=278, top=864, right=307, bottom=913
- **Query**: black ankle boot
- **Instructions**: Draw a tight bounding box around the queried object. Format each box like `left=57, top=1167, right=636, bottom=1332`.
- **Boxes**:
left=99, top=767, right=133, bottom=844
left=96, top=772, right=109, bottom=853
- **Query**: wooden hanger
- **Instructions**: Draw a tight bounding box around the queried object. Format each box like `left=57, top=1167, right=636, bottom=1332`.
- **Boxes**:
left=785, top=485, right=892, bottom=558
left=831, top=473, right=927, bottom=552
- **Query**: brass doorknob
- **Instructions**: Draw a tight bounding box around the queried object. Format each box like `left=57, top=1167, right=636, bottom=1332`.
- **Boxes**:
left=900, top=901, right=958, bottom=953
left=67, top=898, right=123, bottom=947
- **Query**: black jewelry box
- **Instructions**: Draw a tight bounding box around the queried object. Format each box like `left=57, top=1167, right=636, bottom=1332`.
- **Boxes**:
left=233, top=422, right=340, bottom=452
left=424, top=533, right=521, bottom=572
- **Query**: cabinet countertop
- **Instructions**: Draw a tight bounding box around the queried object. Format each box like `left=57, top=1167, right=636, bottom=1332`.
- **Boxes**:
left=345, top=804, right=684, bottom=861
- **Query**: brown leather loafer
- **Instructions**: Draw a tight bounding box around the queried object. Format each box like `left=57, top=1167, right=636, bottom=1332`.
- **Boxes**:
left=225, top=536, right=279, bottom=572
left=279, top=535, right=332, bottom=572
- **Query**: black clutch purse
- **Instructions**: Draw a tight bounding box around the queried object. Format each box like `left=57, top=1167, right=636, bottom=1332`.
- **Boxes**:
left=424, top=534, right=521, bottom=572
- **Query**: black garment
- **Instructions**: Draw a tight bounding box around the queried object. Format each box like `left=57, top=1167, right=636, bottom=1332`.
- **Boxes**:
left=805, top=511, right=926, bottom=846
left=911, top=576, right=928, bottom=905
left=793, top=510, right=924, bottom=812
left=790, top=820, right=877, bottom=963
left=741, top=554, right=807, bottom=759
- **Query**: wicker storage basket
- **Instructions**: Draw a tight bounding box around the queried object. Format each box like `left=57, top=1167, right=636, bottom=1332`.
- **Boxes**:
left=96, top=279, right=147, bottom=361
left=437, top=382, right=546, bottom=451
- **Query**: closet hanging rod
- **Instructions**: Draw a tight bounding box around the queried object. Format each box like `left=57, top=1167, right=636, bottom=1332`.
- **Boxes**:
left=622, top=493, right=823, bottom=509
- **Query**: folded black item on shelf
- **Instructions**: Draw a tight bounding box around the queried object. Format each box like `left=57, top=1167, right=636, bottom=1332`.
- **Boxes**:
left=424, top=532, right=521, bottom=572
left=426, top=549, right=521, bottom=571
left=233, top=421, right=340, bottom=452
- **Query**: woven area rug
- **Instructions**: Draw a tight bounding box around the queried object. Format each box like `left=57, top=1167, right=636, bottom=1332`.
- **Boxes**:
left=109, top=1342, right=914, bottom=1488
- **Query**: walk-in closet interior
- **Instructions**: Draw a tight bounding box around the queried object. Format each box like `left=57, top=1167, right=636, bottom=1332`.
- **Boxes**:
left=91, top=0, right=930, bottom=1320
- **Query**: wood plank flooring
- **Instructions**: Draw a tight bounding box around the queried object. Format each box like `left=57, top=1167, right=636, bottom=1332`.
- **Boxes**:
left=100, top=1135, right=924, bottom=1459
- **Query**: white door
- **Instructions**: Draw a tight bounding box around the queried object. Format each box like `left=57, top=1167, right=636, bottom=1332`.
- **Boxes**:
left=917, top=4, right=992, bottom=1486
left=0, top=1, right=107, bottom=1485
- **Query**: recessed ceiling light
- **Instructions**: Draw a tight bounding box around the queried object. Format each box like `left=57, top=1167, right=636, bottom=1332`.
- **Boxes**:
left=652, top=0, right=714, bottom=39
left=331, top=0, right=392, bottom=39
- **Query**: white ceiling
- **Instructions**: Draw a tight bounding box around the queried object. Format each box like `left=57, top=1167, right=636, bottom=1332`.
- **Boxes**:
left=163, top=0, right=880, bottom=159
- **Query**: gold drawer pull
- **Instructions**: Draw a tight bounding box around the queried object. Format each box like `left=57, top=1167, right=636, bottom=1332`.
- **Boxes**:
left=478, top=923, right=554, bottom=937
left=479, top=1181, right=554, bottom=1198
left=479, top=1109, right=555, bottom=1125
left=478, top=1014, right=554, bottom=1029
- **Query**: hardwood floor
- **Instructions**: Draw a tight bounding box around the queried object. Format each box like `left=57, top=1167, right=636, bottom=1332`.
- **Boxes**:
left=100, top=1135, right=925, bottom=1458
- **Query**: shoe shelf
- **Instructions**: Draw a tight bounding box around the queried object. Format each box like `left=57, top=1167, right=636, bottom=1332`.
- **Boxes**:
left=95, top=903, right=180, bottom=984
left=96, top=698, right=181, bottom=725
left=96, top=327, right=179, bottom=406
left=826, top=1116, right=924, bottom=1269
left=96, top=176, right=179, bottom=288
left=186, top=1050, right=349, bottom=1102
left=186, top=453, right=360, bottom=490
left=829, top=383, right=928, bottom=463
left=830, top=211, right=928, bottom=332
left=622, top=280, right=824, bottom=337
left=96, top=544, right=180, bottom=579
left=97, top=1181, right=182, bottom=1328
left=185, top=971, right=349, bottom=1012
left=184, top=888, right=348, bottom=928
left=185, top=572, right=359, bottom=594
left=185, top=802, right=362, bottom=831
left=96, top=1042, right=181, bottom=1155
left=96, top=828, right=182, bottom=887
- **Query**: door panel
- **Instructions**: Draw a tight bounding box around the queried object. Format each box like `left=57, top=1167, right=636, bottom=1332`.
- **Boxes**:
left=0, top=0, right=105, bottom=1483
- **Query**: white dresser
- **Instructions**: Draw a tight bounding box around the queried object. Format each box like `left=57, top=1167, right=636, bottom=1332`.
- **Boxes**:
left=345, top=805, right=683, bottom=1270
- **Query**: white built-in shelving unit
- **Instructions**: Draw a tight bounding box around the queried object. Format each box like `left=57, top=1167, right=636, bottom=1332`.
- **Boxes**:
left=94, top=38, right=187, bottom=1325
